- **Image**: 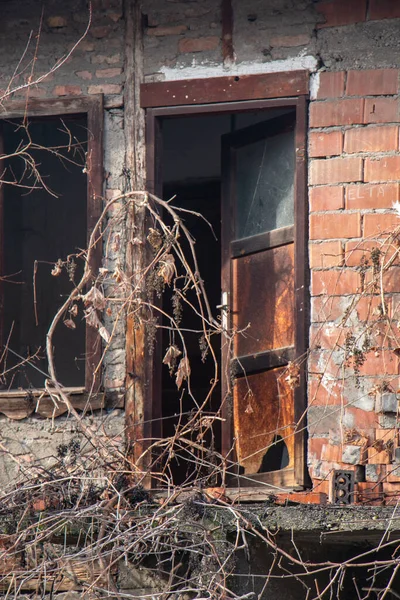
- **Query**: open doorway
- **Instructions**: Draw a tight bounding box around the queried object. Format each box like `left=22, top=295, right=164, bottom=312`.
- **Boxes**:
left=159, top=107, right=295, bottom=485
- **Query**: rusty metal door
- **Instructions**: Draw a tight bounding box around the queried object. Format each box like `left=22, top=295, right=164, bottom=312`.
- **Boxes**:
left=221, top=112, right=298, bottom=487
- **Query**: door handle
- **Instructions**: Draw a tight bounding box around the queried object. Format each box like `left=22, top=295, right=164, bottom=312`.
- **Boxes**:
left=217, top=291, right=229, bottom=331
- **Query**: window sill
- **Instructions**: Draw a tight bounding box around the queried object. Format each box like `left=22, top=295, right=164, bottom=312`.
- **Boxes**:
left=0, top=388, right=124, bottom=419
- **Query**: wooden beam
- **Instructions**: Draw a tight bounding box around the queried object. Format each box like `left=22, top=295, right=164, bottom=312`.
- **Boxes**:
left=141, top=71, right=309, bottom=108
left=0, top=391, right=123, bottom=419
left=124, top=0, right=150, bottom=479
left=86, top=94, right=104, bottom=393
left=221, top=0, right=234, bottom=66
left=0, top=96, right=101, bottom=119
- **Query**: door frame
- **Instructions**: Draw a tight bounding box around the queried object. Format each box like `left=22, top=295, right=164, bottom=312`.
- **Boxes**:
left=144, top=81, right=309, bottom=490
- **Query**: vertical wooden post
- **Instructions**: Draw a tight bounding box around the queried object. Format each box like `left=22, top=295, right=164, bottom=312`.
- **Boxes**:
left=124, top=0, right=149, bottom=480
left=0, top=127, right=4, bottom=352
left=221, top=0, right=234, bottom=66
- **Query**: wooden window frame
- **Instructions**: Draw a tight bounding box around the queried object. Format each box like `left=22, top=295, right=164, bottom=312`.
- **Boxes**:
left=143, top=71, right=309, bottom=490
left=0, top=96, right=104, bottom=419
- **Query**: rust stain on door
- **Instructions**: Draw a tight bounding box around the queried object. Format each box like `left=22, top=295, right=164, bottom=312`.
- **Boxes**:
left=233, top=367, right=295, bottom=474
left=232, top=243, right=294, bottom=357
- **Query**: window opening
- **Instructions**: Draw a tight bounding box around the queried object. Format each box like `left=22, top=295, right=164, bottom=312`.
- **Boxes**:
left=0, top=116, right=88, bottom=390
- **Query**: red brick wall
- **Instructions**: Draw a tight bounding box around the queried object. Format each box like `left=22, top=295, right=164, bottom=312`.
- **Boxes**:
left=308, top=68, right=400, bottom=504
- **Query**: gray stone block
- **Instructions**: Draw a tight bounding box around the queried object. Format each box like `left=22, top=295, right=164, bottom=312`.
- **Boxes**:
left=342, top=445, right=362, bottom=465
left=366, top=464, right=380, bottom=482
left=379, top=414, right=398, bottom=429
left=376, top=392, right=398, bottom=414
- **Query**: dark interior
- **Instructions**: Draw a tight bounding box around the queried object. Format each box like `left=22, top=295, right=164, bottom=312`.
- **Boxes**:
left=1, top=117, right=87, bottom=389
left=160, top=109, right=293, bottom=484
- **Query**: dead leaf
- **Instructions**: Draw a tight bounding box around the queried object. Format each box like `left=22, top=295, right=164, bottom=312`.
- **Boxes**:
left=69, top=304, right=78, bottom=317
left=175, top=356, right=190, bottom=389
left=99, top=326, right=111, bottom=343
left=158, top=253, right=175, bottom=286
left=81, top=286, right=106, bottom=310
left=84, top=307, right=101, bottom=329
left=147, top=228, right=163, bottom=250
left=84, top=308, right=111, bottom=343
left=163, top=345, right=182, bottom=375
left=285, top=361, right=301, bottom=389
left=393, top=348, right=400, bottom=357
left=64, top=319, right=76, bottom=330
left=112, top=266, right=130, bottom=294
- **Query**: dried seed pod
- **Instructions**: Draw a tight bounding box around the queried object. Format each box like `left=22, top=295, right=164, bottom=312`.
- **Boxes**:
left=51, top=259, right=63, bottom=277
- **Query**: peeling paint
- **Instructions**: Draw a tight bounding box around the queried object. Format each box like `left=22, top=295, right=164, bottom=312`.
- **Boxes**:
left=309, top=72, right=320, bottom=100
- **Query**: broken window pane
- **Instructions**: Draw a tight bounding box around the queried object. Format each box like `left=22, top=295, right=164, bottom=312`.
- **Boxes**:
left=235, top=129, right=295, bottom=239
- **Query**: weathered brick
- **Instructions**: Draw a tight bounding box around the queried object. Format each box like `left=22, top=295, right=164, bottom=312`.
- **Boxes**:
left=107, top=10, right=123, bottom=22
left=363, top=212, right=400, bottom=236
left=311, top=295, right=355, bottom=323
left=53, top=85, right=81, bottom=96
left=386, top=466, right=400, bottom=483
left=358, top=352, right=399, bottom=376
left=270, top=34, right=310, bottom=47
left=309, top=437, right=326, bottom=460
left=95, top=67, right=122, bottom=78
left=16, top=87, right=46, bottom=98
left=312, top=479, right=331, bottom=496
left=309, top=130, right=343, bottom=157
left=356, top=481, right=383, bottom=505
left=316, top=71, right=345, bottom=99
left=316, top=0, right=367, bottom=28
left=354, top=294, right=390, bottom=321
left=367, top=447, right=391, bottom=464
left=364, top=156, right=400, bottom=182
left=346, top=183, right=399, bottom=209
left=344, top=407, right=378, bottom=432
left=310, top=157, right=363, bottom=185
left=310, top=99, right=364, bottom=127
left=47, top=16, right=68, bottom=28
left=311, top=269, right=361, bottom=296
left=368, top=0, right=400, bottom=20
left=80, top=41, right=95, bottom=52
left=308, top=349, right=340, bottom=376
left=309, top=241, right=343, bottom=268
left=383, top=482, right=400, bottom=504
left=345, top=240, right=373, bottom=267
left=88, top=84, right=123, bottom=94
left=322, top=443, right=342, bottom=462
left=346, top=69, right=399, bottom=96
left=309, top=186, right=344, bottom=211
left=147, top=25, right=187, bottom=36
left=91, top=25, right=112, bottom=38
left=310, top=323, right=350, bottom=348
left=308, top=406, right=342, bottom=436
left=91, top=54, right=121, bottom=65
left=382, top=267, right=400, bottom=293
left=75, top=70, right=92, bottom=80
left=364, top=98, right=399, bottom=123
left=344, top=240, right=391, bottom=269
left=310, top=212, right=361, bottom=239
left=178, top=36, right=220, bottom=53
left=344, top=125, right=398, bottom=153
